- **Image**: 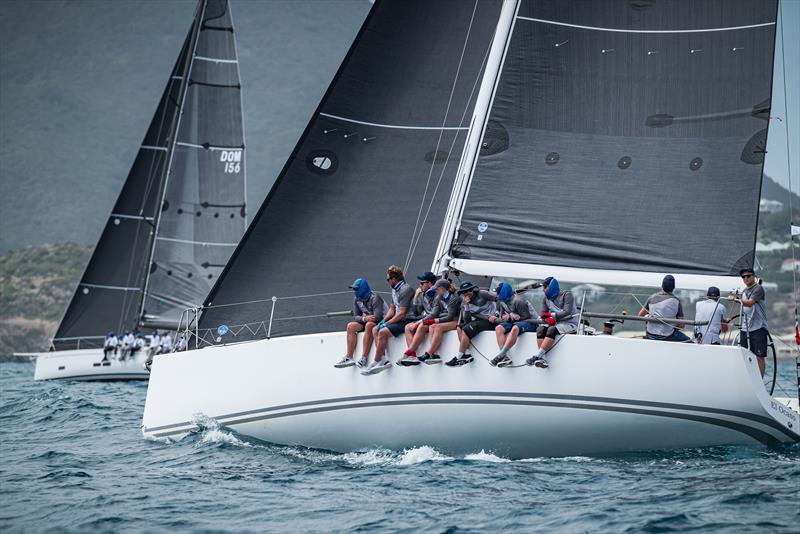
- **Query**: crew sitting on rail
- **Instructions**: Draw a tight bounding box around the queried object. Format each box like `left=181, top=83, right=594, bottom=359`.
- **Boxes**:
left=693, top=286, right=728, bottom=345
left=119, top=330, right=134, bottom=360
left=446, top=281, right=498, bottom=367
left=160, top=333, right=173, bottom=353
left=401, top=278, right=461, bottom=366
left=130, top=331, right=145, bottom=358
left=335, top=278, right=387, bottom=369
left=361, top=265, right=414, bottom=375
left=728, top=267, right=770, bottom=376
left=490, top=282, right=539, bottom=368
left=638, top=275, right=690, bottom=343
left=148, top=330, right=162, bottom=357
left=398, top=272, right=438, bottom=366
left=102, top=332, right=117, bottom=361
left=527, top=277, right=578, bottom=369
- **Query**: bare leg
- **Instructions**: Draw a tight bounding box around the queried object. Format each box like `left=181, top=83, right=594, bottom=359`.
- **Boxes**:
left=427, top=321, right=456, bottom=355
left=404, top=322, right=418, bottom=346
left=758, top=356, right=765, bottom=377
left=504, top=326, right=520, bottom=350
left=495, top=325, right=506, bottom=348
left=375, top=329, right=392, bottom=361
left=540, top=336, right=556, bottom=354
left=457, top=328, right=471, bottom=353
left=345, top=322, right=364, bottom=359
left=361, top=322, right=376, bottom=359
left=408, top=324, right=430, bottom=352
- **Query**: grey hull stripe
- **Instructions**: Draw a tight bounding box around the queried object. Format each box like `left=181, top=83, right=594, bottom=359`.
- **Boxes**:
left=516, top=16, right=775, bottom=34
left=144, top=391, right=797, bottom=442
left=46, top=373, right=149, bottom=382
left=319, top=112, right=469, bottom=131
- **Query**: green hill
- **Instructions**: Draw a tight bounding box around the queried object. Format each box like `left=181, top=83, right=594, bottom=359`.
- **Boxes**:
left=0, top=243, right=91, bottom=356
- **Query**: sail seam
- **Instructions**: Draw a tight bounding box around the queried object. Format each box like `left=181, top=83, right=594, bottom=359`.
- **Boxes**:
left=175, top=141, right=244, bottom=151
left=110, top=213, right=154, bottom=221
left=156, top=236, right=237, bottom=247
left=319, top=113, right=468, bottom=131
left=193, top=55, right=237, bottom=64
left=515, top=16, right=775, bottom=34
left=140, top=145, right=168, bottom=152
left=80, top=283, right=141, bottom=292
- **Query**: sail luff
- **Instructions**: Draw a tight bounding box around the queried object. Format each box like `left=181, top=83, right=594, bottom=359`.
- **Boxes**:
left=432, top=0, right=521, bottom=274
left=228, top=3, right=247, bottom=227
left=138, top=0, right=208, bottom=325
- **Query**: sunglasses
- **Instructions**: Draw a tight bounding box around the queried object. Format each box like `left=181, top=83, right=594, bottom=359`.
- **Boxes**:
left=741, top=274, right=753, bottom=279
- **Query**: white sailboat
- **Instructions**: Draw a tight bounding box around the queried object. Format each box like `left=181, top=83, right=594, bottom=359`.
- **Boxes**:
left=142, top=0, right=799, bottom=456
left=34, top=0, right=247, bottom=381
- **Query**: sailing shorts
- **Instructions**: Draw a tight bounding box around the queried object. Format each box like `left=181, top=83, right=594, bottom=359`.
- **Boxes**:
left=499, top=321, right=536, bottom=334
left=537, top=322, right=578, bottom=339
left=740, top=327, right=769, bottom=357
left=384, top=320, right=411, bottom=337
left=459, top=319, right=495, bottom=339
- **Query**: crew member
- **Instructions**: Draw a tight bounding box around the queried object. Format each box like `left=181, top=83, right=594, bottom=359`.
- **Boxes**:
left=102, top=332, right=117, bottom=361
left=446, top=281, right=497, bottom=367
left=362, top=266, right=414, bottom=375
left=527, top=277, right=578, bottom=368
left=160, top=333, right=173, bottom=353
left=398, top=272, right=438, bottom=366
left=694, top=287, right=727, bottom=345
left=729, top=268, right=770, bottom=376
left=335, top=278, right=387, bottom=368
left=638, top=275, right=690, bottom=343
left=119, top=330, right=134, bottom=360
left=148, top=330, right=162, bottom=357
left=491, top=282, right=538, bottom=368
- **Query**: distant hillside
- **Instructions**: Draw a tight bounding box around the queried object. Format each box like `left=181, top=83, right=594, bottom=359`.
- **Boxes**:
left=0, top=243, right=91, bottom=356
left=762, top=174, right=800, bottom=208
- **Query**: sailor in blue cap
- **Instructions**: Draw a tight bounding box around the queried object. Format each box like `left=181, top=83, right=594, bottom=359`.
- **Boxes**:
left=335, top=278, right=387, bottom=368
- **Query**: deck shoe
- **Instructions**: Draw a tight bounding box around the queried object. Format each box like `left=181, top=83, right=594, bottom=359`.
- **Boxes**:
left=533, top=356, right=549, bottom=369
left=458, top=353, right=474, bottom=365
left=356, top=358, right=367, bottom=368
left=525, top=356, right=538, bottom=367
left=369, top=359, right=392, bottom=374
left=398, top=354, right=420, bottom=366
left=490, top=354, right=503, bottom=367
left=334, top=357, right=355, bottom=368
left=419, top=353, right=442, bottom=365
left=444, top=356, right=460, bottom=367
left=495, top=355, right=513, bottom=368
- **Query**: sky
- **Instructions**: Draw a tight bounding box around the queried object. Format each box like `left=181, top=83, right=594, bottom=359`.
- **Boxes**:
left=0, top=0, right=798, bottom=252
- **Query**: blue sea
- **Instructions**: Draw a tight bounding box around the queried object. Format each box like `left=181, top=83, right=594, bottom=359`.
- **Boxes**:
left=1, top=360, right=798, bottom=533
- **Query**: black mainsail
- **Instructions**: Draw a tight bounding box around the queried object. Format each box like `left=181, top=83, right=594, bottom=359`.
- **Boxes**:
left=447, top=0, right=778, bottom=288
left=53, top=0, right=246, bottom=350
left=198, top=0, right=503, bottom=342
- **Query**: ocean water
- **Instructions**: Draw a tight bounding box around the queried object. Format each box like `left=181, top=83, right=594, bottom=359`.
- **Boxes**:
left=1, top=361, right=798, bottom=533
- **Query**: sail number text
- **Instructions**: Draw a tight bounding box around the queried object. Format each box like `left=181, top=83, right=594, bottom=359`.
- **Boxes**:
left=220, top=150, right=242, bottom=174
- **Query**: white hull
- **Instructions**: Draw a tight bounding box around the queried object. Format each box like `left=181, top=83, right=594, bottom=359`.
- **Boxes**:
left=142, top=332, right=799, bottom=458
left=34, top=349, right=150, bottom=381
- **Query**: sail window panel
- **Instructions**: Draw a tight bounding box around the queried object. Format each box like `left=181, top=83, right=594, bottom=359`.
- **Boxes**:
left=455, top=4, right=776, bottom=277
left=519, top=0, right=777, bottom=32
left=322, top=0, right=501, bottom=127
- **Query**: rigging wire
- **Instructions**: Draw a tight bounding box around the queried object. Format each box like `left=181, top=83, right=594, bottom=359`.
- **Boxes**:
left=402, top=0, right=480, bottom=273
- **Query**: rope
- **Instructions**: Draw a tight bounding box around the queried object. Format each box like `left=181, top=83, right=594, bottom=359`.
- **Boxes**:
left=469, top=331, right=568, bottom=369
left=403, top=0, right=480, bottom=272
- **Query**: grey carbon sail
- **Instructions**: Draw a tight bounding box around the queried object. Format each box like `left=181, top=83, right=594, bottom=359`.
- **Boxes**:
left=453, top=0, right=778, bottom=277
left=198, top=0, right=502, bottom=342
left=141, top=0, right=246, bottom=330
left=53, top=27, right=195, bottom=351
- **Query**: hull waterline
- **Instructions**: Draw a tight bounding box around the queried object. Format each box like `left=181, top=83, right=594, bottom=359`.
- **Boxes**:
left=142, top=332, right=799, bottom=458
left=34, top=349, right=149, bottom=381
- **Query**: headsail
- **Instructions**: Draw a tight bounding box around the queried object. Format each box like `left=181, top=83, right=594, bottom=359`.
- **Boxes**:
left=53, top=0, right=245, bottom=349
left=141, top=0, right=246, bottom=329
left=198, top=0, right=502, bottom=342
left=443, top=0, right=779, bottom=291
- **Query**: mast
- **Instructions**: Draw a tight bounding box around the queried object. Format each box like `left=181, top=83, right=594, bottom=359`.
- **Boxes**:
left=138, top=0, right=207, bottom=325
left=432, top=0, right=520, bottom=274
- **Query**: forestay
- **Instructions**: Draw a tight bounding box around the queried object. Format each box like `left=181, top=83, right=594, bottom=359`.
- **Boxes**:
left=447, top=0, right=778, bottom=290
left=198, top=0, right=503, bottom=341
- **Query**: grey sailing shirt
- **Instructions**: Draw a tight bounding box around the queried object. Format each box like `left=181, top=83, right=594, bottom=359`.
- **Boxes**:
left=391, top=281, right=415, bottom=313
left=741, top=283, right=767, bottom=332
left=644, top=291, right=683, bottom=337
left=425, top=293, right=462, bottom=323
left=352, top=294, right=388, bottom=324
left=694, top=298, right=726, bottom=344
left=541, top=291, right=578, bottom=327
left=460, top=290, right=497, bottom=323
left=498, top=296, right=537, bottom=322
